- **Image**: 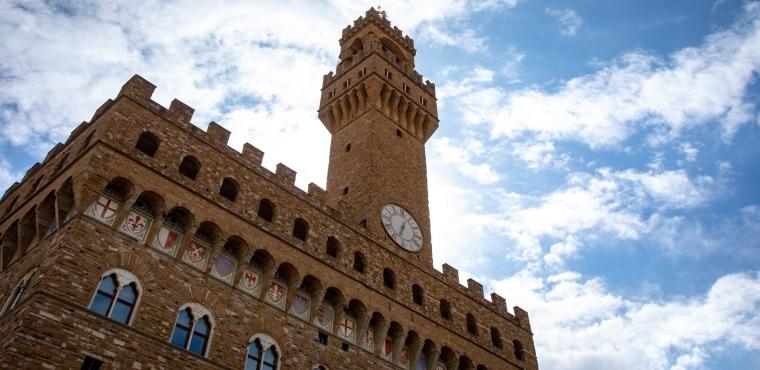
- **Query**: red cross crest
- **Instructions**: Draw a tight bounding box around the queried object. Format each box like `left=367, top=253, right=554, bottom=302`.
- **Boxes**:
left=400, top=349, right=409, bottom=365
left=338, top=317, right=354, bottom=338
left=96, top=197, right=119, bottom=218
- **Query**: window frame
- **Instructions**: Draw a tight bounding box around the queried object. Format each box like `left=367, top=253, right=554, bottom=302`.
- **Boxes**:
left=0, top=266, right=37, bottom=317
left=87, top=268, right=143, bottom=326
left=246, top=334, right=281, bottom=370
left=169, top=303, right=215, bottom=357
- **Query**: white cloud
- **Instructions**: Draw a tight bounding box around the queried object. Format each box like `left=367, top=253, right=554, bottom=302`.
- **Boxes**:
left=0, top=158, right=21, bottom=193
left=446, top=3, right=760, bottom=149
left=430, top=137, right=501, bottom=184
left=0, top=0, right=512, bottom=188
left=680, top=142, right=699, bottom=162
left=545, top=8, right=583, bottom=36
left=420, top=24, right=488, bottom=53
left=502, top=46, right=525, bottom=83
left=491, top=270, right=760, bottom=370
left=511, top=141, right=570, bottom=171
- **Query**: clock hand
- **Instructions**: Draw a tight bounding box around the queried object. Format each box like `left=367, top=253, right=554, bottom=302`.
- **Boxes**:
left=399, top=220, right=407, bottom=235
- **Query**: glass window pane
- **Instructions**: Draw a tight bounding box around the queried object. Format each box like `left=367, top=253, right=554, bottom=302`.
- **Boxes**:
left=194, top=317, right=209, bottom=335
left=98, top=275, right=117, bottom=295
left=90, top=292, right=113, bottom=316
left=110, top=300, right=133, bottom=324
left=170, top=326, right=190, bottom=348
left=117, top=284, right=137, bottom=303
left=177, top=309, right=192, bottom=326
left=244, top=358, right=259, bottom=370
left=264, top=347, right=277, bottom=364
left=247, top=340, right=262, bottom=359
left=189, top=333, right=207, bottom=355
left=262, top=364, right=275, bottom=370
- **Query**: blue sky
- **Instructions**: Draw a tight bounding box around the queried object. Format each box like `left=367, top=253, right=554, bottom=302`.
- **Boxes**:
left=1, top=1, right=759, bottom=369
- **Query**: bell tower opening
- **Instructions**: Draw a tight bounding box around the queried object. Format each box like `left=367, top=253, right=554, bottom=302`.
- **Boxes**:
left=318, top=8, right=439, bottom=266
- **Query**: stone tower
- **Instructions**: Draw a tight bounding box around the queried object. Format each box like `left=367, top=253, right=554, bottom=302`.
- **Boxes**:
left=0, top=8, right=538, bottom=370
left=319, top=8, right=439, bottom=266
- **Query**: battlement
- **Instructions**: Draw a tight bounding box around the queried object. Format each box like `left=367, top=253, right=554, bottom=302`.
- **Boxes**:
left=341, top=7, right=415, bottom=52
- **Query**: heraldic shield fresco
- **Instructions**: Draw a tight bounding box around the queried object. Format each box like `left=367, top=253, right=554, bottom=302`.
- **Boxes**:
left=182, top=239, right=210, bottom=271
left=118, top=210, right=152, bottom=242
left=289, top=292, right=311, bottom=321
left=381, top=336, right=393, bottom=361
left=151, top=224, right=182, bottom=257
left=238, top=268, right=262, bottom=297
left=210, top=253, right=237, bottom=284
left=85, top=195, right=120, bottom=226
left=336, top=315, right=356, bottom=342
left=264, top=280, right=287, bottom=310
left=400, top=346, right=410, bottom=367
left=313, top=304, right=334, bottom=332
left=361, top=329, right=375, bottom=352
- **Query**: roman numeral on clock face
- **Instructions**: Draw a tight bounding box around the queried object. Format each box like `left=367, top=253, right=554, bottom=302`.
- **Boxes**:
left=380, top=204, right=423, bottom=252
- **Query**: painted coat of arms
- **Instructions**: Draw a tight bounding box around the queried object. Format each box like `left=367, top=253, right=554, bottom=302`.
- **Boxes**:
left=289, top=293, right=310, bottom=321
left=381, top=337, right=393, bottom=360
left=265, top=280, right=287, bottom=309
left=313, top=304, right=334, bottom=332
left=211, top=253, right=236, bottom=283
left=183, top=240, right=209, bottom=270
left=151, top=225, right=182, bottom=256
left=119, top=210, right=152, bottom=241
left=361, top=329, right=375, bottom=351
left=85, top=195, right=120, bottom=225
left=337, top=316, right=356, bottom=342
left=238, top=269, right=262, bottom=297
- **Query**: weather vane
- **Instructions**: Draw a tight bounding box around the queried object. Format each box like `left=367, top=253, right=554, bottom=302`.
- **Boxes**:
left=378, top=5, right=387, bottom=18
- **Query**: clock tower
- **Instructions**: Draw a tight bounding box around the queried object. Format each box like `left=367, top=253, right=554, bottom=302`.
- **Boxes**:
left=319, top=8, right=439, bottom=266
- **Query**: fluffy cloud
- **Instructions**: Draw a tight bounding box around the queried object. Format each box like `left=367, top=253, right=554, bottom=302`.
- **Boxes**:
left=446, top=3, right=760, bottom=149
left=0, top=0, right=515, bottom=188
left=491, top=270, right=760, bottom=370
left=0, top=158, right=21, bottom=193
left=545, top=8, right=583, bottom=36
left=430, top=137, right=501, bottom=184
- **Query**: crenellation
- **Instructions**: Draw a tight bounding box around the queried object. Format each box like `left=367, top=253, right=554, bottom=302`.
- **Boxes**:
left=90, top=99, right=114, bottom=123
left=275, top=163, right=297, bottom=186
left=168, top=98, right=194, bottom=124
left=205, top=121, right=230, bottom=145
left=442, top=263, right=460, bottom=284
left=0, top=9, right=537, bottom=370
left=241, top=143, right=264, bottom=166
left=467, top=278, right=485, bottom=299
left=44, top=143, right=64, bottom=163
left=490, top=293, right=508, bottom=316
left=118, top=74, right=156, bottom=101
left=66, top=121, right=91, bottom=144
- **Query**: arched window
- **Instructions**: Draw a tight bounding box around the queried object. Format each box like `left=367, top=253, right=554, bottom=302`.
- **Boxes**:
left=352, top=252, right=365, bottom=273
left=412, top=284, right=424, bottom=305
left=246, top=335, right=280, bottom=370
left=135, top=131, right=160, bottom=157
left=490, top=327, right=503, bottom=348
left=0, top=267, right=37, bottom=317
left=466, top=313, right=478, bottom=336
left=219, top=177, right=238, bottom=202
left=88, top=269, right=141, bottom=325
left=383, top=268, right=395, bottom=289
left=170, top=304, right=213, bottom=356
left=440, top=299, right=452, bottom=320
left=257, top=199, right=275, bottom=222
left=513, top=340, right=525, bottom=361
left=326, top=236, right=339, bottom=258
left=179, top=155, right=200, bottom=180
left=292, top=218, right=309, bottom=241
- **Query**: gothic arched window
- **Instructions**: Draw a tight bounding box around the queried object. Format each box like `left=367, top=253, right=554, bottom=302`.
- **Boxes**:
left=219, top=177, right=239, bottom=202
left=246, top=335, right=280, bottom=370
left=170, top=304, right=213, bottom=356
left=0, top=267, right=37, bottom=317
left=89, top=269, right=141, bottom=325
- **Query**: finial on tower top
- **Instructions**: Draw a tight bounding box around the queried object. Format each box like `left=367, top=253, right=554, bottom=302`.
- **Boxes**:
left=377, top=6, right=387, bottom=18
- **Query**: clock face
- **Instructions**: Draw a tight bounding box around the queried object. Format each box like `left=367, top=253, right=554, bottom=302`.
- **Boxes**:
left=380, top=204, right=423, bottom=252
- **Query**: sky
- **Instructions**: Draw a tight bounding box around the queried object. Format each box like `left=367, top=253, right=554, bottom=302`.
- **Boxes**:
left=1, top=1, right=759, bottom=369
